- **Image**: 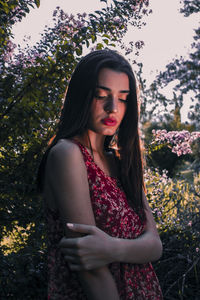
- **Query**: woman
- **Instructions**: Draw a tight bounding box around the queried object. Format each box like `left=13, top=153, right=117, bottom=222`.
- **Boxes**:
left=38, top=49, right=163, bottom=299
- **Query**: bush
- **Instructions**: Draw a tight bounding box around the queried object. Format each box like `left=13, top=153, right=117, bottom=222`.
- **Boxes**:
left=145, top=169, right=200, bottom=299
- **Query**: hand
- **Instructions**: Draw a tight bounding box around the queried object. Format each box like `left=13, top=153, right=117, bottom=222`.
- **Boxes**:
left=59, top=223, right=114, bottom=271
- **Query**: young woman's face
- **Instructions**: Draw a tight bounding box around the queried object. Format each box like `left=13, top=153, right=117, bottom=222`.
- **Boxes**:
left=88, top=68, right=130, bottom=136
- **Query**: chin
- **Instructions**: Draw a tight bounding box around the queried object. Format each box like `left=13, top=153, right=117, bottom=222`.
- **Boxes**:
left=89, top=125, right=117, bottom=136
left=102, top=128, right=117, bottom=136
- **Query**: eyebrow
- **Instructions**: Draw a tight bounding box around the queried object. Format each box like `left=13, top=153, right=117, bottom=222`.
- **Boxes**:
left=96, top=85, right=130, bottom=93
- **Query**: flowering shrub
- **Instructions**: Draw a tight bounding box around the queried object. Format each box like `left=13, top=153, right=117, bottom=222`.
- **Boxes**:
left=145, top=168, right=200, bottom=299
left=151, top=129, right=200, bottom=156
left=0, top=0, right=40, bottom=62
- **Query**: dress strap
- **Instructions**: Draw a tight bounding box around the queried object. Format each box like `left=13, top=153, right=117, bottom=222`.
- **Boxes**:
left=71, top=140, right=93, bottom=164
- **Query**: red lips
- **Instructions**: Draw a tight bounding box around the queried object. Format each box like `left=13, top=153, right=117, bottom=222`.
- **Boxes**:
left=102, top=117, right=117, bottom=126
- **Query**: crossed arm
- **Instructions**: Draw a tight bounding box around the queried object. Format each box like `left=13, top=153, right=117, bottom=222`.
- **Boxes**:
left=45, top=139, right=162, bottom=299
left=45, top=139, right=120, bottom=300
left=60, top=193, right=163, bottom=271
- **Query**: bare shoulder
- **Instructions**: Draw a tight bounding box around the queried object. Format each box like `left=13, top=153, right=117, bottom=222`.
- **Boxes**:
left=46, top=139, right=86, bottom=178
left=48, top=139, right=83, bottom=163
left=44, top=139, right=95, bottom=224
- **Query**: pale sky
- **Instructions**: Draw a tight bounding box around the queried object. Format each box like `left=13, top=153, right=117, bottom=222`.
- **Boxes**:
left=12, top=0, right=199, bottom=121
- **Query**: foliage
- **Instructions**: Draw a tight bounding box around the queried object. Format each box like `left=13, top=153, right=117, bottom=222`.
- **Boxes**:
left=0, top=0, right=40, bottom=59
left=155, top=0, right=200, bottom=129
left=142, top=106, right=199, bottom=177
left=151, top=129, right=200, bottom=157
left=180, top=0, right=200, bottom=16
left=137, top=0, right=200, bottom=132
left=0, top=241, right=46, bottom=299
left=136, top=62, right=179, bottom=124
left=145, top=169, right=200, bottom=299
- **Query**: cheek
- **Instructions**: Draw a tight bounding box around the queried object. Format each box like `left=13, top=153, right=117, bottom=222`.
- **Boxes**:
left=89, top=101, right=102, bottom=124
left=119, top=104, right=127, bottom=119
left=91, top=101, right=104, bottom=116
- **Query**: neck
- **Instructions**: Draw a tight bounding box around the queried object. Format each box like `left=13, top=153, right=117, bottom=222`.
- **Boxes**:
left=76, top=130, right=106, bottom=156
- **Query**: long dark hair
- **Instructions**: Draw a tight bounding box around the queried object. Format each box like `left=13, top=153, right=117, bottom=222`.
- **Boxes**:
left=37, top=49, right=145, bottom=217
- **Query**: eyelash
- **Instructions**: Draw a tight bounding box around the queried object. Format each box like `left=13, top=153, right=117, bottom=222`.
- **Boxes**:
left=95, top=95, right=128, bottom=102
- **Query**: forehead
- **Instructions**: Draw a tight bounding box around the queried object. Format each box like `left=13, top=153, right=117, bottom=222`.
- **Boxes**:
left=97, top=68, right=129, bottom=90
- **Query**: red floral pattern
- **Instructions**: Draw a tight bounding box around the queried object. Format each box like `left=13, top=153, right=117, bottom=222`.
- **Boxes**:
left=47, top=141, right=163, bottom=299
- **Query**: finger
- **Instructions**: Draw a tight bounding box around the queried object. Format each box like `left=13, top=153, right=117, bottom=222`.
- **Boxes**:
left=59, top=237, right=80, bottom=248
left=64, top=255, right=77, bottom=263
left=68, top=262, right=82, bottom=272
left=68, top=262, right=92, bottom=272
left=60, top=248, right=79, bottom=256
left=60, top=247, right=74, bottom=254
left=67, top=223, right=95, bottom=235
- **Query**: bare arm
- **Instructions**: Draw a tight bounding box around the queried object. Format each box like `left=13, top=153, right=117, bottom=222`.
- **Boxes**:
left=60, top=190, right=162, bottom=268
left=45, top=139, right=120, bottom=300
left=112, top=190, right=163, bottom=264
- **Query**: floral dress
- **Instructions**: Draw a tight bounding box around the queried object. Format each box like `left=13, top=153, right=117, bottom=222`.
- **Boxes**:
left=47, top=142, right=163, bottom=299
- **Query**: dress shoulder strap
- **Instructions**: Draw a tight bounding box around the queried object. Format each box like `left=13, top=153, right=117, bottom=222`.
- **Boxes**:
left=71, top=140, right=93, bottom=164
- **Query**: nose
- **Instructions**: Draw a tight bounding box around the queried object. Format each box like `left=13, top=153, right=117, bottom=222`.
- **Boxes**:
left=104, top=96, right=118, bottom=113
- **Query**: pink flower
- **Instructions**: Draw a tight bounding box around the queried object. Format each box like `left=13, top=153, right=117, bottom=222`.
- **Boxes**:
left=151, top=130, right=200, bottom=156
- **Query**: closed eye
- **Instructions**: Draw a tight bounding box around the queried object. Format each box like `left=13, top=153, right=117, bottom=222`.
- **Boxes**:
left=95, top=95, right=128, bottom=102
left=94, top=90, right=109, bottom=100
left=95, top=95, right=108, bottom=100
left=119, top=94, right=129, bottom=102
left=94, top=88, right=129, bottom=102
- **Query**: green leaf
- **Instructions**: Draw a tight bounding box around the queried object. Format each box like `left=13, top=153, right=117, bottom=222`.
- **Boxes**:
left=3, top=6, right=9, bottom=14
left=96, top=43, right=104, bottom=50
left=86, top=39, right=90, bottom=48
left=91, top=35, right=96, bottom=43
left=103, top=39, right=109, bottom=45
left=103, top=34, right=110, bottom=39
left=89, top=13, right=97, bottom=19
left=34, top=0, right=40, bottom=8
left=75, top=47, right=82, bottom=56
left=95, top=10, right=103, bottom=15
left=108, top=43, right=116, bottom=47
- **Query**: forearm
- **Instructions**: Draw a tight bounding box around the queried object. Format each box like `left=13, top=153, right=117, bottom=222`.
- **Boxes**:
left=110, top=195, right=163, bottom=265
left=111, top=231, right=162, bottom=264
left=78, top=266, right=120, bottom=300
